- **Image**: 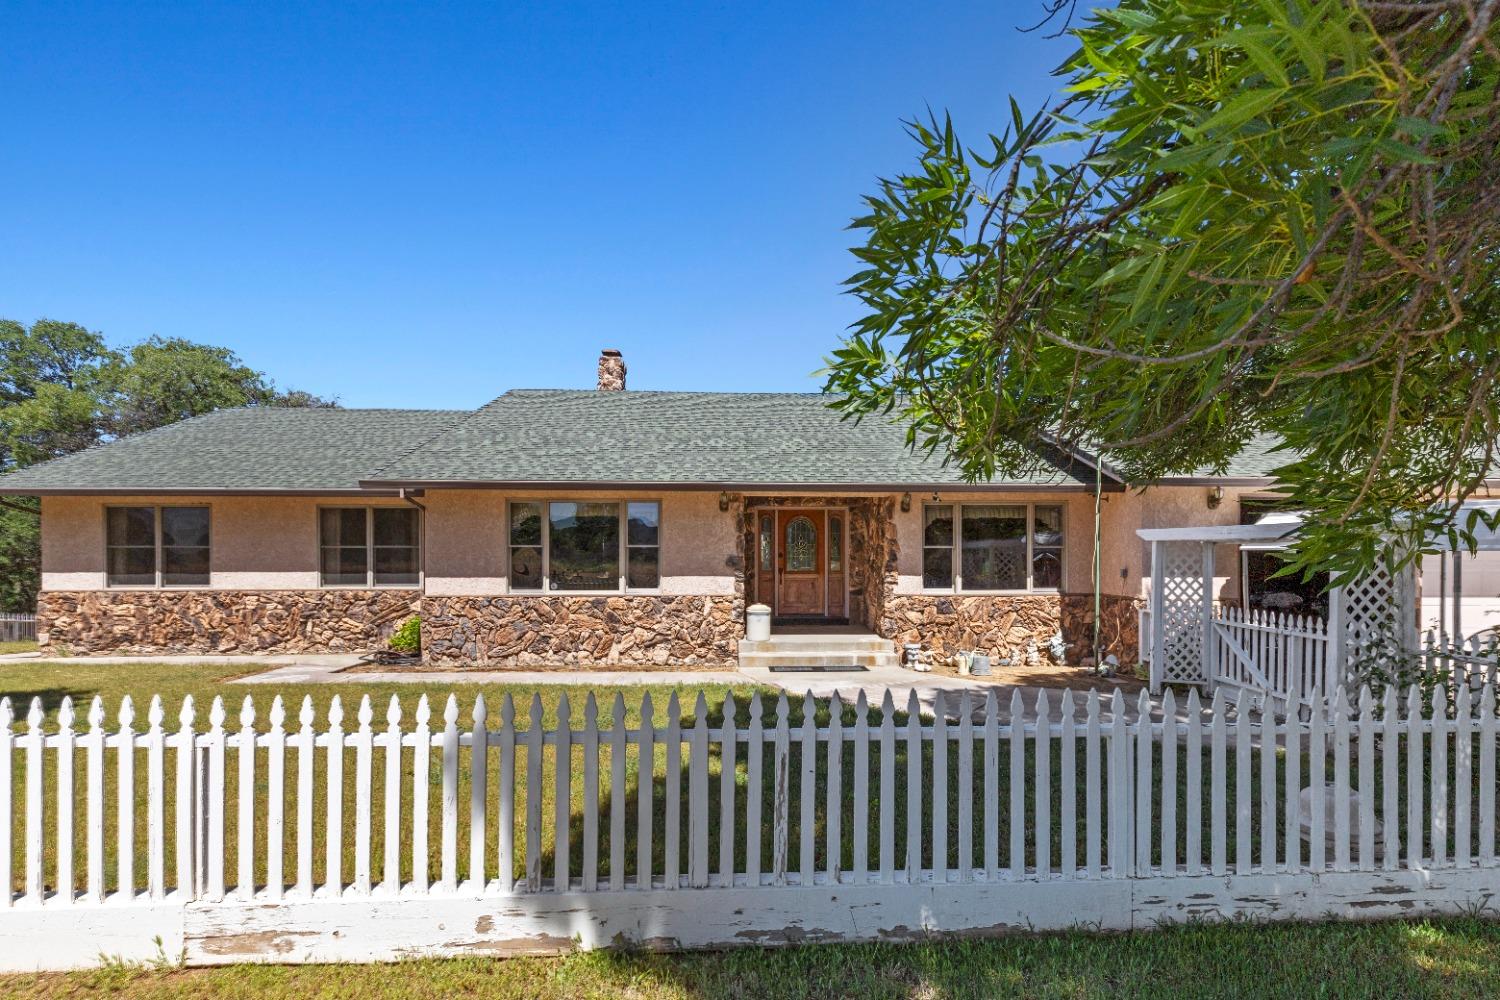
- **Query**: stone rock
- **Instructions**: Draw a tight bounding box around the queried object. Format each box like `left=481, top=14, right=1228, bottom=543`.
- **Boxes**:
left=38, top=590, right=417, bottom=655
left=421, top=594, right=742, bottom=668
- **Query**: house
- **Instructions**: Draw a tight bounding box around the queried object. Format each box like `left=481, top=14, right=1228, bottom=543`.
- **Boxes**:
left=0, top=349, right=1289, bottom=667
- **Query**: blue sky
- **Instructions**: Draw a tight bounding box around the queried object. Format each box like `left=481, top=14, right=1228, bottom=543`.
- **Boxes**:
left=1, top=2, right=1077, bottom=408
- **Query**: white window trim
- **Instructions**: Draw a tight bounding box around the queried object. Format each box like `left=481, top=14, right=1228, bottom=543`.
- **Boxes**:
left=921, top=502, right=1065, bottom=594
left=508, top=499, right=662, bottom=595
left=104, top=504, right=212, bottom=589
left=318, top=505, right=424, bottom=590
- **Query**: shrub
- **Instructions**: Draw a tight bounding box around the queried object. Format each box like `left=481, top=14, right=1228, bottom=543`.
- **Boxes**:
left=388, top=615, right=421, bottom=654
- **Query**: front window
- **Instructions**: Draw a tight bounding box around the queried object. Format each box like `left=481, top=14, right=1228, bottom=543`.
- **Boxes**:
left=106, top=506, right=210, bottom=587
left=550, top=502, right=620, bottom=591
left=319, top=507, right=420, bottom=587
left=922, top=503, right=1064, bottom=592
left=508, top=500, right=662, bottom=593
left=626, top=501, right=660, bottom=589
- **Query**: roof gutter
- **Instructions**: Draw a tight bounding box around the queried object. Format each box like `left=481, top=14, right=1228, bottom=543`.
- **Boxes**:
left=357, top=478, right=1129, bottom=494
left=0, top=487, right=421, bottom=497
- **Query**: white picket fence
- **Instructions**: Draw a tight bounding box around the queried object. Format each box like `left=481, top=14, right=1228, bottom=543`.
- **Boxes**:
left=1210, top=606, right=1333, bottom=702
left=1208, top=605, right=1500, bottom=706
left=0, top=613, right=36, bottom=644
left=3, top=684, right=1500, bottom=970
left=1417, top=630, right=1500, bottom=693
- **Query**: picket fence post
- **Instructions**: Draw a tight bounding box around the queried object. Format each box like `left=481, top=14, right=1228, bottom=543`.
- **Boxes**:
left=1, top=698, right=13, bottom=908
left=56, top=697, right=76, bottom=905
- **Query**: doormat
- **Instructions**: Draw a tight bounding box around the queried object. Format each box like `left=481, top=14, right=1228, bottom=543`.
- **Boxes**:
left=767, top=664, right=870, bottom=673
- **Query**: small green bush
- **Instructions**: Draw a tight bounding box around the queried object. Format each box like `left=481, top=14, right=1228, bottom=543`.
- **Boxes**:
left=388, top=615, right=421, bottom=654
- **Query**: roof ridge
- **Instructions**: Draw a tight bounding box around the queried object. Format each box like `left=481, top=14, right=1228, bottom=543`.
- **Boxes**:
left=361, top=401, right=494, bottom=480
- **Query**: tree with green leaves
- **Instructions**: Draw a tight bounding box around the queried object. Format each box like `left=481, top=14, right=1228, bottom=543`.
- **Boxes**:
left=0, top=318, right=336, bottom=610
left=826, top=0, right=1499, bottom=580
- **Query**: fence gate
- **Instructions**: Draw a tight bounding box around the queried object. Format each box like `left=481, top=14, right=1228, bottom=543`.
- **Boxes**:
left=1143, top=525, right=1415, bottom=698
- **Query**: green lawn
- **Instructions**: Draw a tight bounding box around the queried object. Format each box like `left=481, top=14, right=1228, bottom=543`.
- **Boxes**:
left=3, top=917, right=1499, bottom=998
left=0, top=640, right=38, bottom=655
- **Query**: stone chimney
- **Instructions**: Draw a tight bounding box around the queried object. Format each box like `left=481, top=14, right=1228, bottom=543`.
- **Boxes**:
left=597, top=349, right=627, bottom=391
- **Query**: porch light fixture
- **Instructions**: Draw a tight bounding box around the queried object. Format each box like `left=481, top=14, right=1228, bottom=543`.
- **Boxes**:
left=718, top=491, right=731, bottom=512
left=900, top=492, right=912, bottom=512
left=1207, top=485, right=1225, bottom=509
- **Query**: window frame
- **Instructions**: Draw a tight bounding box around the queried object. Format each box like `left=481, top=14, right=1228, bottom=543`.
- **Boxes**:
left=507, top=498, right=663, bottom=595
left=317, top=505, right=424, bottom=589
left=104, top=504, right=212, bottom=589
left=920, top=502, right=1065, bottom=594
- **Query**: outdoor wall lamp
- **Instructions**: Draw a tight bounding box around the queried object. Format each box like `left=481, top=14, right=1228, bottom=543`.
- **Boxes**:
left=931, top=491, right=941, bottom=503
left=1207, top=485, right=1225, bottom=509
left=719, top=491, right=731, bottom=512
left=900, top=492, right=912, bottom=512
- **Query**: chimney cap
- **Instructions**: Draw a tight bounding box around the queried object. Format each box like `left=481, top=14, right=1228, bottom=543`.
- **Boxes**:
left=601, top=348, right=622, bottom=357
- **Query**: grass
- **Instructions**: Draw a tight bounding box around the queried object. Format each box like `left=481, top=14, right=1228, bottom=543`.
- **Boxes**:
left=0, top=640, right=38, bottom=654
left=4, top=916, right=1500, bottom=997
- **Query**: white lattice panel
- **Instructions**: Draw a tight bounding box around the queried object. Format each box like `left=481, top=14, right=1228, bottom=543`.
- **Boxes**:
left=1339, top=563, right=1399, bottom=641
left=1159, top=541, right=1207, bottom=684
left=1333, top=558, right=1417, bottom=673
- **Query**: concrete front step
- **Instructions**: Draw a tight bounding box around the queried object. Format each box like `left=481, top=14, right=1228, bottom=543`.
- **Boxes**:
left=738, top=632, right=901, bottom=669
left=738, top=651, right=902, bottom=669
left=739, top=634, right=895, bottom=655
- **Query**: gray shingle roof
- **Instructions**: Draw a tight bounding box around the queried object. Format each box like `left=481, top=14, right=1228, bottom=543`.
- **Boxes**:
left=1178, top=433, right=1287, bottom=480
left=0, top=407, right=465, bottom=492
left=364, top=390, right=1102, bottom=488
left=0, top=390, right=1289, bottom=494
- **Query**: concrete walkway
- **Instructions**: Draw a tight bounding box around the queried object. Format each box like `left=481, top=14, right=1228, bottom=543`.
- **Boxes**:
left=4, top=652, right=1172, bottom=723
left=0, top=651, right=365, bottom=668
left=235, top=660, right=1166, bottom=723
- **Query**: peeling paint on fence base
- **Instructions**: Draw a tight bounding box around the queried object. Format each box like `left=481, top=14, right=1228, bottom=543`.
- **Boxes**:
left=3, top=869, right=1498, bottom=972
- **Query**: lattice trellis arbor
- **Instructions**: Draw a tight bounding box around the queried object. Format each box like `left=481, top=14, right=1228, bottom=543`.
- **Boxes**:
left=1139, top=522, right=1417, bottom=697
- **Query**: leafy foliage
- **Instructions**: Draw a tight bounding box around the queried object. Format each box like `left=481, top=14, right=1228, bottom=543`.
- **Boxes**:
left=826, top=0, right=1500, bottom=580
left=0, top=318, right=337, bottom=610
left=388, top=615, right=421, bottom=654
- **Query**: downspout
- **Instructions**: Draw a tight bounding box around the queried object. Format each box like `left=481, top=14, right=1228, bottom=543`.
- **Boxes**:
left=1093, top=462, right=1103, bottom=663
left=400, top=489, right=428, bottom=607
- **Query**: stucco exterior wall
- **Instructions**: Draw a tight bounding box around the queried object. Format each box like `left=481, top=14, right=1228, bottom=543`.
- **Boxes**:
left=423, top=488, right=737, bottom=596
left=1098, top=484, right=1273, bottom=604
left=39, top=494, right=410, bottom=591
left=889, top=491, right=1097, bottom=596
left=40, top=490, right=739, bottom=597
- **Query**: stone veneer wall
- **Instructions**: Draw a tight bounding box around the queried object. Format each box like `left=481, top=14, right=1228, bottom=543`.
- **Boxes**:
left=421, top=595, right=742, bottom=666
left=878, top=593, right=1140, bottom=664
left=847, top=497, right=897, bottom=631
left=37, top=590, right=419, bottom=655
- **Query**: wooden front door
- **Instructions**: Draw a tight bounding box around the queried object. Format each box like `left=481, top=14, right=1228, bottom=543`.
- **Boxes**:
left=776, top=509, right=825, bottom=616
